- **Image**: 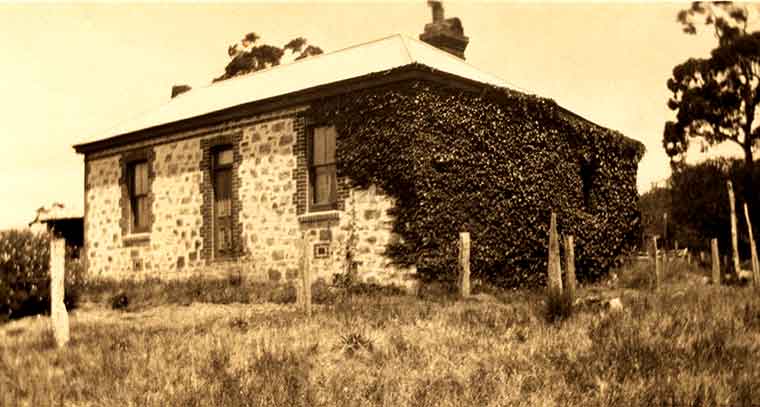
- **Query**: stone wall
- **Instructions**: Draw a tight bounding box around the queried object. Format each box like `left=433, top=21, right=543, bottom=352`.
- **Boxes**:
left=297, top=185, right=415, bottom=287
left=151, top=138, right=205, bottom=272
left=238, top=118, right=301, bottom=281
left=85, top=155, right=124, bottom=276
left=83, top=109, right=416, bottom=288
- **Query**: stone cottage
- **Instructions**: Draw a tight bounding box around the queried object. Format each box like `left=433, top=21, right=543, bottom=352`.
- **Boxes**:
left=74, top=20, right=641, bottom=287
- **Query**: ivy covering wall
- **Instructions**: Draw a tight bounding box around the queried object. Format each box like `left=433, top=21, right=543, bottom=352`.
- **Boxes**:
left=311, top=75, right=644, bottom=287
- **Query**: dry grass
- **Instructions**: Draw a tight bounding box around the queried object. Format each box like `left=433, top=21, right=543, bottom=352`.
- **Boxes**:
left=2, top=260, right=760, bottom=406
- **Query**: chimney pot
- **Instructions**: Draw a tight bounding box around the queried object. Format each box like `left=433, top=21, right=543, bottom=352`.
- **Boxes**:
left=420, top=1, right=469, bottom=59
left=429, top=0, right=444, bottom=23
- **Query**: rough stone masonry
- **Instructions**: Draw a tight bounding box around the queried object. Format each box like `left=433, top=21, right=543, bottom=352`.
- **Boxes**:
left=83, top=107, right=416, bottom=289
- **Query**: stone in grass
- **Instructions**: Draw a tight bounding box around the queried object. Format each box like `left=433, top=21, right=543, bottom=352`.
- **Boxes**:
left=606, top=297, right=623, bottom=313
left=737, top=269, right=753, bottom=283
left=575, top=295, right=624, bottom=313
left=111, top=292, right=130, bottom=310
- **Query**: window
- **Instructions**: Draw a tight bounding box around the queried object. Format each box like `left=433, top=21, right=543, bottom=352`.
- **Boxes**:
left=580, top=160, right=595, bottom=210
left=128, top=161, right=150, bottom=233
left=309, top=126, right=337, bottom=210
left=213, top=147, right=234, bottom=257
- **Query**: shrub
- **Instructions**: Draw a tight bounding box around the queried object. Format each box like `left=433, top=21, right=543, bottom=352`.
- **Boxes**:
left=0, top=230, right=80, bottom=321
left=544, top=291, right=574, bottom=324
left=416, top=280, right=457, bottom=302
left=339, top=331, right=374, bottom=356
left=311, top=279, right=336, bottom=304
left=617, top=260, right=654, bottom=290
left=267, top=283, right=297, bottom=304
left=110, top=292, right=129, bottom=310
left=331, top=270, right=407, bottom=299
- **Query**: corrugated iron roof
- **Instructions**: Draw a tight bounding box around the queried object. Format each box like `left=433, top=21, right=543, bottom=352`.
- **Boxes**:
left=29, top=203, right=83, bottom=225
left=86, top=34, right=515, bottom=144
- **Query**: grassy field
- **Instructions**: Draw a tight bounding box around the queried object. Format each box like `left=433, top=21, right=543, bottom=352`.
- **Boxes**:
left=2, top=260, right=760, bottom=406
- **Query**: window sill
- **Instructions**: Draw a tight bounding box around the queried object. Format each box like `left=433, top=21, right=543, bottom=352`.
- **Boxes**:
left=298, top=210, right=340, bottom=223
left=123, top=232, right=150, bottom=246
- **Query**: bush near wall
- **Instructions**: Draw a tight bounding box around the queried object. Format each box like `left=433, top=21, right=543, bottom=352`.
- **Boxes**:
left=311, top=75, right=644, bottom=287
left=0, top=229, right=80, bottom=322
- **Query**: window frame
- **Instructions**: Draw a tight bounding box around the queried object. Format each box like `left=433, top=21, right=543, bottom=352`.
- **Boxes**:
left=211, top=145, right=235, bottom=258
left=127, top=160, right=150, bottom=234
left=580, top=159, right=596, bottom=212
left=308, top=125, right=338, bottom=212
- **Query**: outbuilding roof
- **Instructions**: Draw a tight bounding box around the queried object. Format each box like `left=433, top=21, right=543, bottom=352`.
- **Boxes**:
left=75, top=34, right=517, bottom=152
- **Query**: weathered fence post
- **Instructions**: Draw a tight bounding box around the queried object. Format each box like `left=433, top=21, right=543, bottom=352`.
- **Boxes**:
left=547, top=213, right=563, bottom=297
left=458, top=232, right=471, bottom=298
left=743, top=203, right=760, bottom=288
left=711, top=238, right=720, bottom=286
left=50, top=237, right=69, bottom=348
left=298, top=235, right=312, bottom=317
left=563, top=235, right=576, bottom=301
left=728, top=181, right=741, bottom=276
left=652, top=236, right=661, bottom=291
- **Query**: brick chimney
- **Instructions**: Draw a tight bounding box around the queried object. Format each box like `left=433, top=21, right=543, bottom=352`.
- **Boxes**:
left=419, top=1, right=469, bottom=59
left=171, top=84, right=192, bottom=98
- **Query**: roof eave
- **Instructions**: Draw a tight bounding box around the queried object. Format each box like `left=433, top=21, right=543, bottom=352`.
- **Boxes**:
left=73, top=62, right=629, bottom=156
left=75, top=64, right=493, bottom=155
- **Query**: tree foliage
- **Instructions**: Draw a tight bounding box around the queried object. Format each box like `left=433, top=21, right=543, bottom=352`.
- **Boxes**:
left=639, top=185, right=675, bottom=246
left=665, top=2, right=760, bottom=169
left=214, top=32, right=323, bottom=82
left=310, top=75, right=644, bottom=287
left=646, top=158, right=760, bottom=257
left=0, top=230, right=80, bottom=321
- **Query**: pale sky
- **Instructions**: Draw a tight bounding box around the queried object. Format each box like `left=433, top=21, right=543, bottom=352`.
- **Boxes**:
left=0, top=2, right=731, bottom=230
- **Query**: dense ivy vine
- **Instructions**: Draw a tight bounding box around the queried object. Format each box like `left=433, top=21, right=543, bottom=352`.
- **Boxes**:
left=310, top=75, right=644, bottom=287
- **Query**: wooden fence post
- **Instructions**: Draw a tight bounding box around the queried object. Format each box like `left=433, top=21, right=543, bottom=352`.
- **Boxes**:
left=728, top=181, right=741, bottom=276
left=299, top=235, right=312, bottom=317
left=50, top=237, right=69, bottom=348
left=711, top=238, right=720, bottom=286
left=564, top=235, right=576, bottom=301
left=743, top=203, right=760, bottom=288
left=547, top=213, right=563, bottom=297
left=652, top=236, right=661, bottom=291
left=458, top=232, right=471, bottom=298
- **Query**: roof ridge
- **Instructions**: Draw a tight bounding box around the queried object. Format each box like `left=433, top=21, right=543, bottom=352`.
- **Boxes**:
left=400, top=33, right=531, bottom=94
left=398, top=34, right=416, bottom=64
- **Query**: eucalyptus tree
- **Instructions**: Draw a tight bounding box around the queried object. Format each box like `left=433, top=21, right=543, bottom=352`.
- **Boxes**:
left=214, top=33, right=323, bottom=82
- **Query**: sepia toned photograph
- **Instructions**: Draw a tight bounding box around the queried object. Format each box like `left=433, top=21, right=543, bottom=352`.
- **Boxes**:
left=2, top=1, right=760, bottom=405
